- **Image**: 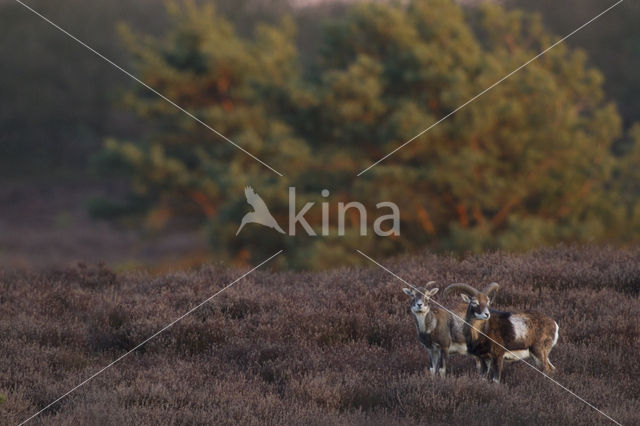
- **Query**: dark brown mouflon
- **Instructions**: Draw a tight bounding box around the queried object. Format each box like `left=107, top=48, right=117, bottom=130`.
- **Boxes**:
left=443, top=282, right=559, bottom=383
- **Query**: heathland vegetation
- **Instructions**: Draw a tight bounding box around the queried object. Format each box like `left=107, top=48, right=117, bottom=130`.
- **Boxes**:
left=1, top=247, right=639, bottom=424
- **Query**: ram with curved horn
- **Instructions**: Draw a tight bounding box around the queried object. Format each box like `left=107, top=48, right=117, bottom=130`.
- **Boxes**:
left=401, top=281, right=470, bottom=376
left=443, top=282, right=559, bottom=383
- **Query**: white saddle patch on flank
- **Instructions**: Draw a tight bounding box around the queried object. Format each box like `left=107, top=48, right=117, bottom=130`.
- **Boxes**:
left=509, top=316, right=528, bottom=340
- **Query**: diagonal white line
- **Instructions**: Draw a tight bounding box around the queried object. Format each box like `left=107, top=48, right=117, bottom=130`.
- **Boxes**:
left=356, top=249, right=621, bottom=425
left=18, top=250, right=284, bottom=425
left=13, top=0, right=284, bottom=177
left=357, top=0, right=624, bottom=176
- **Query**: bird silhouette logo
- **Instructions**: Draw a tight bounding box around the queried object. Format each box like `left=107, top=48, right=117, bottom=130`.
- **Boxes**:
left=236, top=186, right=286, bottom=235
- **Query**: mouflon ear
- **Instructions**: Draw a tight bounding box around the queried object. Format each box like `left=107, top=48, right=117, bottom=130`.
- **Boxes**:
left=402, top=288, right=415, bottom=297
left=427, top=287, right=439, bottom=297
left=461, top=293, right=471, bottom=303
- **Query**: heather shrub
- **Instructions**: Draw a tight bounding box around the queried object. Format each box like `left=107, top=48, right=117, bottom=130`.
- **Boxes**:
left=1, top=246, right=639, bottom=425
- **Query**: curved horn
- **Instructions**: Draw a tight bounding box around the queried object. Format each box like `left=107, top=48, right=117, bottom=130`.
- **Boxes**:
left=483, top=282, right=500, bottom=301
left=424, top=281, right=436, bottom=289
left=442, top=283, right=479, bottom=299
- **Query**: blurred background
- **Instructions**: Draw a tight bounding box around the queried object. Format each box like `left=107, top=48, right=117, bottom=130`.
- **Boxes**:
left=0, top=0, right=638, bottom=271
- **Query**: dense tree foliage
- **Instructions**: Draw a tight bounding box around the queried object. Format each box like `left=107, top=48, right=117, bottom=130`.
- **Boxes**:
left=94, top=0, right=636, bottom=269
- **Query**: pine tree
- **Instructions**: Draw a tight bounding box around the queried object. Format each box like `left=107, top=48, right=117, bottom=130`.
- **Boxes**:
left=98, top=0, right=629, bottom=269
